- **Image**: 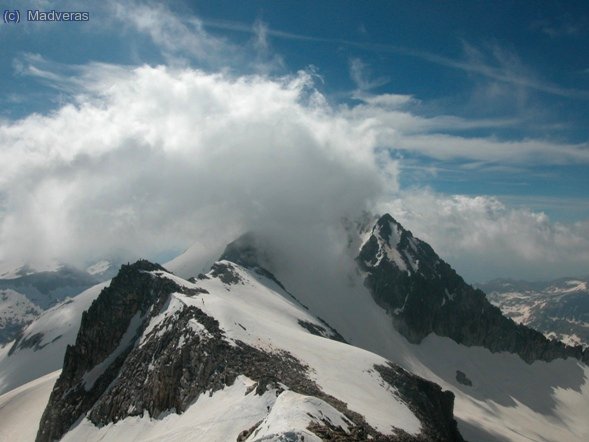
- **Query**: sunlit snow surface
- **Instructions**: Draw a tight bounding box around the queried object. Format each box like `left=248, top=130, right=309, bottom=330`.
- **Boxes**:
left=0, top=370, right=60, bottom=442
left=262, top=261, right=589, bottom=442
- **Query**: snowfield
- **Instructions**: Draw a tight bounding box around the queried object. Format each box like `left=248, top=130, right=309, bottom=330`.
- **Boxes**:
left=0, top=371, right=60, bottom=442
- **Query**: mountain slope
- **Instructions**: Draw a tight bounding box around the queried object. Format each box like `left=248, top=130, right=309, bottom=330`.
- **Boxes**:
left=37, top=260, right=463, bottom=441
left=479, top=278, right=589, bottom=348
left=0, top=282, right=107, bottom=395
left=0, top=265, right=100, bottom=310
left=0, top=371, right=60, bottom=442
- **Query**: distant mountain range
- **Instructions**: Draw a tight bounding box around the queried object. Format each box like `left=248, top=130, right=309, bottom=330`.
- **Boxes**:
left=0, top=261, right=119, bottom=344
left=478, top=277, right=589, bottom=348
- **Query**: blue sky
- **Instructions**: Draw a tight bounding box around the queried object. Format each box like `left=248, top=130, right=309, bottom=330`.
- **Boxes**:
left=1, top=1, right=589, bottom=280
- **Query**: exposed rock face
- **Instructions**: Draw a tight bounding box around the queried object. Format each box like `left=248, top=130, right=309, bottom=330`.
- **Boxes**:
left=209, top=261, right=244, bottom=285
left=36, top=260, right=180, bottom=442
left=87, top=306, right=314, bottom=425
left=358, top=214, right=588, bottom=364
left=297, top=319, right=347, bottom=343
left=220, top=232, right=266, bottom=269
left=36, top=258, right=465, bottom=442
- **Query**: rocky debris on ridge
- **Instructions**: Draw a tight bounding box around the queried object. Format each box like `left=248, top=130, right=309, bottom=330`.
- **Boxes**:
left=209, top=261, right=244, bottom=285
left=297, top=319, right=347, bottom=343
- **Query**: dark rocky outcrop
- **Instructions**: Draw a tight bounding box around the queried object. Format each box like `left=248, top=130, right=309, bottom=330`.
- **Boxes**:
left=358, top=214, right=588, bottom=364
left=36, top=260, right=181, bottom=442
left=375, top=363, right=464, bottom=442
left=455, top=370, right=472, bottom=387
left=297, top=319, right=347, bottom=343
left=220, top=232, right=269, bottom=269
left=209, top=261, right=244, bottom=285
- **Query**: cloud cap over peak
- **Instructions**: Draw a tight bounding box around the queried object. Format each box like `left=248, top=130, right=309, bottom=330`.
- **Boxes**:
left=0, top=65, right=393, bottom=267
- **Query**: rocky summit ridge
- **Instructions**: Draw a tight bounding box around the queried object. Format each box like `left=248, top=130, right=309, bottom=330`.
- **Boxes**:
left=357, top=213, right=588, bottom=364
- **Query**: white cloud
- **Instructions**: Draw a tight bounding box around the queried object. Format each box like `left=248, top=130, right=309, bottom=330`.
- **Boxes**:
left=382, top=190, right=589, bottom=282
left=248, top=19, right=286, bottom=74
left=109, top=1, right=235, bottom=67
left=349, top=58, right=389, bottom=93
left=3, top=56, right=589, bottom=280
left=390, top=133, right=589, bottom=164
left=334, top=100, right=589, bottom=165
left=0, top=65, right=392, bottom=267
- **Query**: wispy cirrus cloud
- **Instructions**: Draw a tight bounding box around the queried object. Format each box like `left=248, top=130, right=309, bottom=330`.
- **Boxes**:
left=202, top=17, right=589, bottom=101
left=388, top=133, right=589, bottom=164
left=109, top=1, right=235, bottom=66
left=348, top=57, right=389, bottom=93
left=531, top=14, right=586, bottom=38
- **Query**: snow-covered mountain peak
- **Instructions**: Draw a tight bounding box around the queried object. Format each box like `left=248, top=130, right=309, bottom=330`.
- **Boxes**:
left=358, top=213, right=435, bottom=277
left=0, top=261, right=64, bottom=280
left=356, top=214, right=589, bottom=366
left=219, top=233, right=262, bottom=268
left=217, top=232, right=279, bottom=276
left=85, top=260, right=111, bottom=277
left=0, top=262, right=115, bottom=345
left=373, top=213, right=405, bottom=245
left=549, top=279, right=588, bottom=294
left=0, top=290, right=42, bottom=344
